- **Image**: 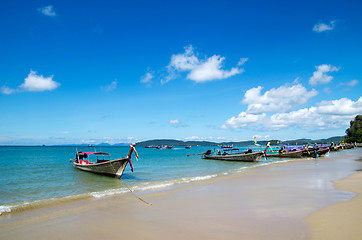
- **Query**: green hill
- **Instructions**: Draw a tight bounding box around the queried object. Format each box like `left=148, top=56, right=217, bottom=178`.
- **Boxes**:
left=136, top=136, right=344, bottom=147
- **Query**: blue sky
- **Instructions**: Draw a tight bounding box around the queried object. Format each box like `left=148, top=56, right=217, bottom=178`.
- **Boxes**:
left=1, top=0, right=361, bottom=145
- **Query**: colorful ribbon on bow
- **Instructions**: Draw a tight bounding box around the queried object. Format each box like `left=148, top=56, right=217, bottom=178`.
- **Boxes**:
left=131, top=144, right=138, bottom=161
left=267, top=142, right=274, bottom=152
left=127, top=155, right=133, bottom=172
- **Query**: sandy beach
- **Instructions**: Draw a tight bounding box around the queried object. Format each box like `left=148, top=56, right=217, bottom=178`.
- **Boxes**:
left=1, top=148, right=361, bottom=240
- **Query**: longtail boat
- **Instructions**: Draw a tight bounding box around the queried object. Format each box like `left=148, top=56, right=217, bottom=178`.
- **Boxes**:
left=221, top=144, right=233, bottom=148
left=203, top=151, right=264, bottom=162
left=70, top=143, right=137, bottom=178
left=156, top=145, right=173, bottom=149
left=203, top=144, right=269, bottom=162
left=302, top=147, right=329, bottom=158
left=265, top=149, right=304, bottom=158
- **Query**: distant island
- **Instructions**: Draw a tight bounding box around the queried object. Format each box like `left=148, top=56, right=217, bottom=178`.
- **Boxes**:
left=135, top=136, right=344, bottom=147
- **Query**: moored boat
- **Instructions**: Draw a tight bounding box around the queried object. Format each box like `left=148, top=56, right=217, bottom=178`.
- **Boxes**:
left=156, top=145, right=173, bottom=149
left=203, top=147, right=265, bottom=162
left=302, top=146, right=330, bottom=158
left=145, top=145, right=156, bottom=148
left=265, top=149, right=304, bottom=158
left=70, top=144, right=137, bottom=178
left=221, top=144, right=233, bottom=148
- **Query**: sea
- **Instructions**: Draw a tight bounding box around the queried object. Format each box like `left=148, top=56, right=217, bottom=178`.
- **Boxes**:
left=0, top=145, right=359, bottom=215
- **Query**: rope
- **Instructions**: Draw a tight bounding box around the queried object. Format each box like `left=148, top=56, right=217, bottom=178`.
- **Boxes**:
left=120, top=181, right=152, bottom=206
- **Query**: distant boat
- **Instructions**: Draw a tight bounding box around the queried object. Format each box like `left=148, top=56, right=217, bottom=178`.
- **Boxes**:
left=156, top=145, right=173, bottom=149
left=70, top=144, right=136, bottom=178
left=203, top=148, right=263, bottom=162
left=145, top=145, right=156, bottom=148
left=185, top=145, right=191, bottom=149
left=221, top=144, right=233, bottom=148
left=88, top=144, right=95, bottom=147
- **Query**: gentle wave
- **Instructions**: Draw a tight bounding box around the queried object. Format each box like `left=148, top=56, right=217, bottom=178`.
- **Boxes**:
left=91, top=174, right=219, bottom=198
left=0, top=156, right=332, bottom=216
left=0, top=194, right=92, bottom=216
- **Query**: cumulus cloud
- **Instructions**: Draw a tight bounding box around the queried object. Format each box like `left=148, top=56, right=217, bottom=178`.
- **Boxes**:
left=269, top=98, right=361, bottom=130
left=221, top=112, right=266, bottom=129
left=313, top=20, right=336, bottom=32
left=38, top=5, right=56, bottom=16
left=221, top=83, right=361, bottom=131
left=309, top=64, right=340, bottom=85
left=21, top=70, right=59, bottom=92
left=1, top=70, right=60, bottom=94
left=163, top=45, right=246, bottom=84
left=242, top=84, right=318, bottom=113
left=316, top=97, right=362, bottom=115
left=101, top=79, right=117, bottom=92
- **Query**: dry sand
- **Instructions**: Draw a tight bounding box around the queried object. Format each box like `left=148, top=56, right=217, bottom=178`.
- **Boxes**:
left=1, top=148, right=361, bottom=240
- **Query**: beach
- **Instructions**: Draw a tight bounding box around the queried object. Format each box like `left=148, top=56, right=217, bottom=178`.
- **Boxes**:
left=1, top=148, right=361, bottom=240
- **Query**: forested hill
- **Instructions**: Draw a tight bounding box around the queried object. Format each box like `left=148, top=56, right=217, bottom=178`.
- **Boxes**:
left=136, top=136, right=344, bottom=147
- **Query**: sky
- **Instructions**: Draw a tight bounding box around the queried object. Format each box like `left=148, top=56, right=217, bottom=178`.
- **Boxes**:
left=1, top=0, right=361, bottom=145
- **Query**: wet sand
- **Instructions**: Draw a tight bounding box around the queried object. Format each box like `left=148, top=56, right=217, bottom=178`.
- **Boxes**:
left=307, top=170, right=362, bottom=240
left=1, top=148, right=361, bottom=240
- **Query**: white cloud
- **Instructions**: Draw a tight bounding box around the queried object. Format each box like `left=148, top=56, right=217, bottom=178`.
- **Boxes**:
left=101, top=79, right=117, bottom=92
left=221, top=112, right=267, bottom=129
left=184, top=136, right=214, bottom=141
left=187, top=55, right=243, bottom=82
left=163, top=45, right=246, bottom=83
left=38, top=5, right=56, bottom=16
left=127, top=136, right=138, bottom=141
left=237, top=58, right=248, bottom=66
left=169, top=119, right=179, bottom=124
left=223, top=97, right=362, bottom=130
left=242, top=84, right=318, bottom=113
left=1, top=85, right=15, bottom=95
left=170, top=45, right=199, bottom=71
left=2, top=70, right=60, bottom=94
left=340, top=79, right=359, bottom=87
left=140, top=71, right=154, bottom=86
left=313, top=20, right=335, bottom=32
left=316, top=97, right=362, bottom=115
left=309, top=64, right=340, bottom=85
left=269, top=102, right=358, bottom=130
left=21, top=70, right=59, bottom=92
left=221, top=83, right=361, bottom=131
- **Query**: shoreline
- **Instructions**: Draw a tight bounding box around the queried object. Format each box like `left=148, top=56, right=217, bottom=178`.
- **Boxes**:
left=1, top=148, right=361, bottom=239
left=307, top=170, right=362, bottom=240
left=0, top=156, right=320, bottom=217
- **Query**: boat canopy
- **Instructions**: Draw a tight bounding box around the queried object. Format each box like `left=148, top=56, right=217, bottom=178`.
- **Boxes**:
left=78, top=152, right=110, bottom=156
left=221, top=148, right=240, bottom=151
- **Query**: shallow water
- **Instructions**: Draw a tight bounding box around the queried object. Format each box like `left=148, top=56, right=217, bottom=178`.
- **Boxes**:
left=0, top=145, right=360, bottom=215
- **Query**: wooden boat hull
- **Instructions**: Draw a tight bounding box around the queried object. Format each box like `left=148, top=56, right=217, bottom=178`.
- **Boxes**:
left=302, top=148, right=330, bottom=158
left=330, top=146, right=341, bottom=151
left=203, top=152, right=263, bottom=162
left=73, top=157, right=129, bottom=178
left=266, top=150, right=304, bottom=158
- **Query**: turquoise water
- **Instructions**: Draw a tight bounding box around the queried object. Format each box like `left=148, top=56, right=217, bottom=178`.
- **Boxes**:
left=0, top=145, right=350, bottom=215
